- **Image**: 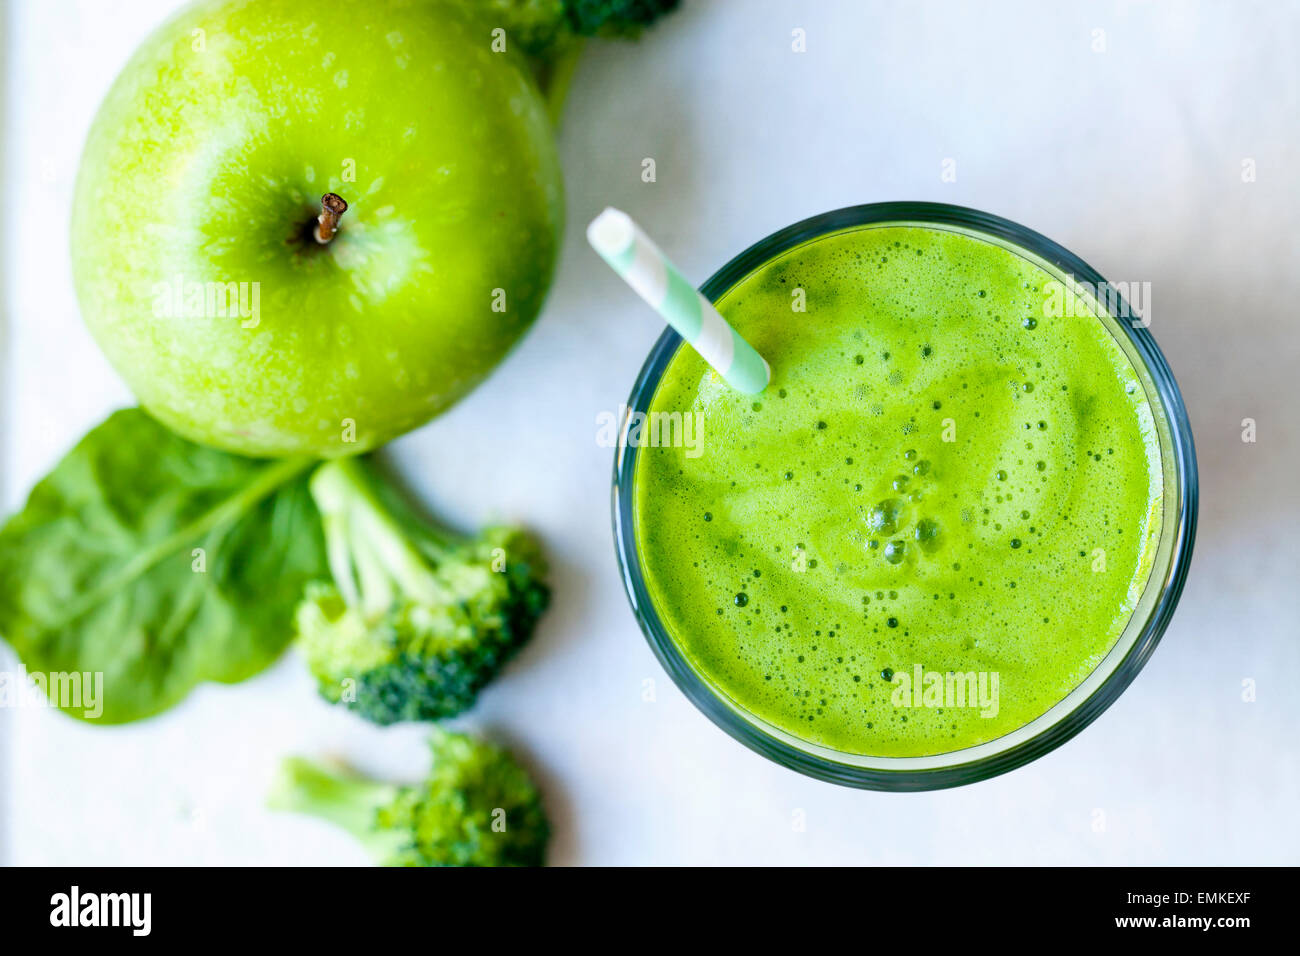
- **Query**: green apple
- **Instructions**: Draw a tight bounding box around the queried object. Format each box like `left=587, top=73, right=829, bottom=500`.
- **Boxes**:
left=72, top=0, right=563, bottom=457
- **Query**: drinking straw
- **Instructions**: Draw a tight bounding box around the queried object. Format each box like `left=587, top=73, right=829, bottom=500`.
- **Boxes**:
left=587, top=207, right=771, bottom=394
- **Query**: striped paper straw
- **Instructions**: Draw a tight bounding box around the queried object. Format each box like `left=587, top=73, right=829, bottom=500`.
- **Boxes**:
left=587, top=207, right=771, bottom=394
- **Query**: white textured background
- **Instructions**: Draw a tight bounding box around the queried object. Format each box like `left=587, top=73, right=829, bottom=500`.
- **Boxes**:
left=2, top=0, right=1297, bottom=865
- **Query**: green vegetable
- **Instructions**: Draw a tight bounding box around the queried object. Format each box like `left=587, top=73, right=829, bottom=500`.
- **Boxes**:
left=269, top=728, right=550, bottom=867
left=0, top=409, right=327, bottom=723
left=73, top=0, right=564, bottom=459
left=483, top=0, right=683, bottom=122
left=296, top=457, right=549, bottom=725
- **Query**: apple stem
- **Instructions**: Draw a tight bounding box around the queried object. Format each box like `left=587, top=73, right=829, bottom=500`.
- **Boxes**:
left=314, top=193, right=348, bottom=244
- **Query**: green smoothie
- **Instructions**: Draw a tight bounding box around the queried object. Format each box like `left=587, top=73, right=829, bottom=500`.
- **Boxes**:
left=632, top=224, right=1163, bottom=758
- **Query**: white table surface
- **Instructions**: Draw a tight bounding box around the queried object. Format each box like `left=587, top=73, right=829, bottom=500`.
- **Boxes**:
left=2, top=0, right=1297, bottom=866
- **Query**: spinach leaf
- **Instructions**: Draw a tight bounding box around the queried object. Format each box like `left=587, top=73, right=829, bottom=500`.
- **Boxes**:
left=0, top=408, right=327, bottom=723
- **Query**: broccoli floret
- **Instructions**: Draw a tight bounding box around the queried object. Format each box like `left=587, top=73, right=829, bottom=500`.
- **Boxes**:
left=479, top=0, right=572, bottom=58
left=484, top=0, right=681, bottom=55
left=567, top=0, right=682, bottom=37
left=480, top=0, right=681, bottom=121
left=296, top=457, right=549, bottom=725
left=269, top=729, right=549, bottom=867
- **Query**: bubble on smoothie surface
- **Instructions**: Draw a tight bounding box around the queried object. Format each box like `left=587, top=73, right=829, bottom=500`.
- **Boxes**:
left=866, top=499, right=902, bottom=534
left=914, top=518, right=941, bottom=552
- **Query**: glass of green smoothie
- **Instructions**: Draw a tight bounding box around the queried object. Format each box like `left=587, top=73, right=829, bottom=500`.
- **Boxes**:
left=612, top=202, right=1196, bottom=790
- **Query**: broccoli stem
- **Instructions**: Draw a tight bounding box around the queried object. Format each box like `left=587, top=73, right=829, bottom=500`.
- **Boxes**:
left=309, top=458, right=446, bottom=618
left=268, top=757, right=408, bottom=864
left=538, top=42, right=585, bottom=126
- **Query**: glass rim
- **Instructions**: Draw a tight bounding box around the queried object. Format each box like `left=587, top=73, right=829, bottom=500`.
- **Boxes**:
left=611, top=201, right=1198, bottom=791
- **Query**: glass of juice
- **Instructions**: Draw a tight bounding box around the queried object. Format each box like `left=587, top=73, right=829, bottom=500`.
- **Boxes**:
left=612, top=202, right=1196, bottom=790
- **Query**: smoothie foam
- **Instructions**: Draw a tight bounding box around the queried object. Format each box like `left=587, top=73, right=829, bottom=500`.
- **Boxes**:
left=632, top=224, right=1163, bottom=758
